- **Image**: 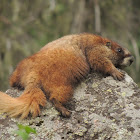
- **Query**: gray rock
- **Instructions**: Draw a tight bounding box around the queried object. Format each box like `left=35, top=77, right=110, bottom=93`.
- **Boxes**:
left=0, top=71, right=140, bottom=140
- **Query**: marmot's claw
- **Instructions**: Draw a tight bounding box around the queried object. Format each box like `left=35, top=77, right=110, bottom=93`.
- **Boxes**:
left=61, top=108, right=71, bottom=118
left=112, top=70, right=125, bottom=81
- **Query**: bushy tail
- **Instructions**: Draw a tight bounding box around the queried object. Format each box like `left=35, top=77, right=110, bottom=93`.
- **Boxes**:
left=0, top=88, right=46, bottom=119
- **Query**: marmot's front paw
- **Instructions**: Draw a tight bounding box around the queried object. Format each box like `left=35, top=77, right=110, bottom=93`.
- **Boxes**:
left=111, top=69, right=125, bottom=81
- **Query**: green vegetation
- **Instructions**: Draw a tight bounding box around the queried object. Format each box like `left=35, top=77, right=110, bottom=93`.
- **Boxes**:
left=14, top=124, right=36, bottom=140
left=0, top=0, right=140, bottom=90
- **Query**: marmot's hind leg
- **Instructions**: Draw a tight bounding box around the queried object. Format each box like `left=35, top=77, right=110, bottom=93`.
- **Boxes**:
left=9, top=69, right=24, bottom=90
left=49, top=85, right=73, bottom=117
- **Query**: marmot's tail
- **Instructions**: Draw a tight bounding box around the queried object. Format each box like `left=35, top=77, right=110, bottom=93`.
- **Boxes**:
left=0, top=88, right=46, bottom=119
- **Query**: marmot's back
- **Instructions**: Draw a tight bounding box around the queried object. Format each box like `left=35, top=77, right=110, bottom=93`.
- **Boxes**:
left=40, top=34, right=79, bottom=51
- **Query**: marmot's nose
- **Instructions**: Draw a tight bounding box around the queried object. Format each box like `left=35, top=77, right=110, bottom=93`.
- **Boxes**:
left=129, top=56, right=134, bottom=65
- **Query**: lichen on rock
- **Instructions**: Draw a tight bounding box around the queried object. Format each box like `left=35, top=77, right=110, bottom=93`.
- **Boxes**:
left=0, top=71, right=140, bottom=140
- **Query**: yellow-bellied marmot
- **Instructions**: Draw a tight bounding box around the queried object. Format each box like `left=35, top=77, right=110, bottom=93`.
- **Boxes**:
left=0, top=33, right=134, bottom=119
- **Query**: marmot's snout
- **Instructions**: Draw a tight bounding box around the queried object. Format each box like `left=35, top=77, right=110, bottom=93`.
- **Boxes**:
left=121, top=55, right=134, bottom=67
left=129, top=55, right=134, bottom=65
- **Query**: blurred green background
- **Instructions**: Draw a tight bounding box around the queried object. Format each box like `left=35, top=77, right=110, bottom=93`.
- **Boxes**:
left=0, top=0, right=140, bottom=91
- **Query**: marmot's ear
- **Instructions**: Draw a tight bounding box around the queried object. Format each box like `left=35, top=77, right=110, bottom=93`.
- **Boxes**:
left=106, top=42, right=111, bottom=48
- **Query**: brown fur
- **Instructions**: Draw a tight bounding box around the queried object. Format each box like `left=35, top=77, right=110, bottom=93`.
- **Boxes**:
left=0, top=33, right=134, bottom=119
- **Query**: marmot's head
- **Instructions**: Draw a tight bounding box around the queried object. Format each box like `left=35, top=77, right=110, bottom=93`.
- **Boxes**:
left=106, top=41, right=134, bottom=68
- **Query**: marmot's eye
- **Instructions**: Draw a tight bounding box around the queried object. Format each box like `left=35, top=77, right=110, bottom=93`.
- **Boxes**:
left=117, top=48, right=122, bottom=53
